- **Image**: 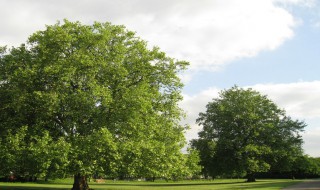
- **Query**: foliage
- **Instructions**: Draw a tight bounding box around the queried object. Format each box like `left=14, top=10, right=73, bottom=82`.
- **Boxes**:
left=292, top=155, right=320, bottom=178
left=184, top=148, right=202, bottom=178
left=0, top=126, right=70, bottom=179
left=68, top=128, right=118, bottom=177
left=193, top=86, right=305, bottom=181
left=0, top=20, right=189, bottom=182
left=190, top=139, right=216, bottom=178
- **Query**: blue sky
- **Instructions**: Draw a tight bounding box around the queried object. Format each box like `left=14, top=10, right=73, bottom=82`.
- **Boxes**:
left=1, top=0, right=319, bottom=157
left=184, top=20, right=320, bottom=94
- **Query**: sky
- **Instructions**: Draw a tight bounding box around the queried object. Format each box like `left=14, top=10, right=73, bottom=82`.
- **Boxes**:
left=1, top=0, right=319, bottom=157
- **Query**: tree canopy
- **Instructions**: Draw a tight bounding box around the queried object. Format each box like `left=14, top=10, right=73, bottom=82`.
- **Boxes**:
left=192, top=86, right=305, bottom=182
left=0, top=20, right=199, bottom=189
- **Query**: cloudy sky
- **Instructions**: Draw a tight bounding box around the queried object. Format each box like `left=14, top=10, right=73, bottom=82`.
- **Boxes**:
left=1, top=0, right=319, bottom=157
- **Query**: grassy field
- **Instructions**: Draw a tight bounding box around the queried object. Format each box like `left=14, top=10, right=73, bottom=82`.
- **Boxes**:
left=0, top=179, right=302, bottom=190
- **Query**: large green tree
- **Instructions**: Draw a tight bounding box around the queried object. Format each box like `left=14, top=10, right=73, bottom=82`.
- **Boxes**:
left=0, top=20, right=188, bottom=189
left=194, top=86, right=305, bottom=182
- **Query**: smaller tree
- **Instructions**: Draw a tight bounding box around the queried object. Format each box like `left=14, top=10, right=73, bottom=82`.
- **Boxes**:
left=194, top=86, right=305, bottom=182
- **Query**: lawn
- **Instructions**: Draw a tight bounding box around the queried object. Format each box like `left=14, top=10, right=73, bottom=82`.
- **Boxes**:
left=0, top=179, right=302, bottom=190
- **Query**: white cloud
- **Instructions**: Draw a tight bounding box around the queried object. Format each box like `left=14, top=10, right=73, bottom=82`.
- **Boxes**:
left=251, top=81, right=320, bottom=119
left=129, top=0, right=298, bottom=71
left=302, top=127, right=320, bottom=157
left=182, top=81, right=320, bottom=157
left=0, top=0, right=303, bottom=71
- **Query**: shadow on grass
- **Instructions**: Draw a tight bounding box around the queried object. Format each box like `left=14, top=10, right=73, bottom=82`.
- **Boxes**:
left=0, top=186, right=67, bottom=190
left=89, top=180, right=300, bottom=189
left=0, top=183, right=69, bottom=190
left=91, top=181, right=245, bottom=187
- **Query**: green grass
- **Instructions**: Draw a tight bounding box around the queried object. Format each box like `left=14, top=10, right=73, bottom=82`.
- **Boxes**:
left=0, top=179, right=302, bottom=190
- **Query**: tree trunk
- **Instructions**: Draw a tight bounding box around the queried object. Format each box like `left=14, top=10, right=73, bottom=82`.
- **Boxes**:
left=246, top=173, right=256, bottom=182
left=71, top=173, right=90, bottom=190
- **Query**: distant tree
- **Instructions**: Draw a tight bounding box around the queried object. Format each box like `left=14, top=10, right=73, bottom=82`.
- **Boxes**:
left=194, top=86, right=305, bottom=182
left=0, top=20, right=188, bottom=189
left=292, top=155, right=320, bottom=178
